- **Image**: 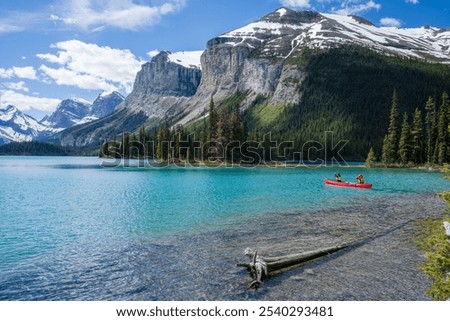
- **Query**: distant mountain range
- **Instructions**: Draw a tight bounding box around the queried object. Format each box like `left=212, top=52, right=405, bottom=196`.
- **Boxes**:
left=2, top=8, right=450, bottom=158
left=0, top=105, right=50, bottom=145
left=0, top=91, right=124, bottom=145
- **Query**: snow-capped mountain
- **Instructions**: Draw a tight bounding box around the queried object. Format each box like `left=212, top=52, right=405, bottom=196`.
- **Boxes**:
left=0, top=105, right=50, bottom=145
left=0, top=91, right=125, bottom=145
left=42, top=91, right=125, bottom=130
left=89, top=91, right=125, bottom=119
left=41, top=99, right=91, bottom=130
left=218, top=8, right=450, bottom=62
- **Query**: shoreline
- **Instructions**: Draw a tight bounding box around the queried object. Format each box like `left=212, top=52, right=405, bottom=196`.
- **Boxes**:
left=223, top=191, right=448, bottom=300
left=1, top=155, right=445, bottom=172
left=127, top=191, right=447, bottom=301
left=99, top=157, right=446, bottom=171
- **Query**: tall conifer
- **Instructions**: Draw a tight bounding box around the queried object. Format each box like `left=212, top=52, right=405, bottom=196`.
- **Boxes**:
left=425, top=96, right=436, bottom=164
left=398, top=112, right=411, bottom=164
left=381, top=90, right=400, bottom=164
left=410, top=108, right=425, bottom=164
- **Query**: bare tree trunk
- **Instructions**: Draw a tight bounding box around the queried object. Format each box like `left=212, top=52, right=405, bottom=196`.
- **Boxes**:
left=238, top=242, right=354, bottom=289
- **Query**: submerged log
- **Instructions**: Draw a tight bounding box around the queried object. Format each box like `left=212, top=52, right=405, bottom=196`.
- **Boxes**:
left=238, top=242, right=354, bottom=289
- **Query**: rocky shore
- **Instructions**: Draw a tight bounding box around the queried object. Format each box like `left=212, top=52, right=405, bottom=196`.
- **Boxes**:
left=144, top=192, right=447, bottom=300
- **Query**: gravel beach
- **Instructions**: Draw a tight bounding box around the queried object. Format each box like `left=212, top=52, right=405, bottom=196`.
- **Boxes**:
left=141, top=192, right=447, bottom=301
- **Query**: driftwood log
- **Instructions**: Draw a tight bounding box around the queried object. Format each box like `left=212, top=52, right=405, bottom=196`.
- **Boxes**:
left=237, top=243, right=354, bottom=289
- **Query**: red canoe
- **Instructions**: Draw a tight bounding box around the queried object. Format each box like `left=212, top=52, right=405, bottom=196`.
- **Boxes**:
left=324, top=179, right=372, bottom=189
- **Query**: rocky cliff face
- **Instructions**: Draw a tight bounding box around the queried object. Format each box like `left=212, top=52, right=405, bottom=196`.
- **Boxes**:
left=58, top=51, right=202, bottom=147
left=179, top=8, right=316, bottom=123
left=118, top=51, right=202, bottom=119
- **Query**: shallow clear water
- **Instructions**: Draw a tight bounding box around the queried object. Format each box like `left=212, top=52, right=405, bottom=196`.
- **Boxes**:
left=0, top=156, right=449, bottom=300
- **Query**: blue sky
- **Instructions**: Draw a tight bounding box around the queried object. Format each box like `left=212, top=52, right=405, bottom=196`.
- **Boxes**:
left=0, top=0, right=448, bottom=119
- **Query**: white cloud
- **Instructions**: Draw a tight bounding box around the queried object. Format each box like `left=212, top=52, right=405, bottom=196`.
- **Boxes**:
left=279, top=0, right=311, bottom=8
left=0, top=90, right=60, bottom=112
left=3, top=81, right=29, bottom=92
left=281, top=1, right=382, bottom=16
left=405, top=0, right=419, bottom=4
left=380, top=17, right=402, bottom=28
left=334, top=1, right=381, bottom=15
left=0, top=0, right=186, bottom=34
left=37, top=40, right=145, bottom=93
left=0, top=66, right=38, bottom=80
left=0, top=11, right=44, bottom=34
left=12, top=67, right=38, bottom=80
left=51, top=0, right=187, bottom=31
left=39, top=65, right=119, bottom=92
left=0, top=23, right=23, bottom=34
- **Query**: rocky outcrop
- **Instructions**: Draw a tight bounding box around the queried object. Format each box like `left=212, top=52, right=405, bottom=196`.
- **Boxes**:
left=118, top=51, right=202, bottom=119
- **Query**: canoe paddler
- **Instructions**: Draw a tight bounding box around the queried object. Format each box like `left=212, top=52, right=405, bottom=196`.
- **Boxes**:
left=335, top=172, right=342, bottom=182
left=356, top=174, right=365, bottom=184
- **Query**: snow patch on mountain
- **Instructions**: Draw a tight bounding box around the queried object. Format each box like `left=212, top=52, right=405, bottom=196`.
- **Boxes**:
left=0, top=91, right=125, bottom=145
left=41, top=91, right=125, bottom=131
left=0, top=105, right=52, bottom=144
left=217, top=9, right=450, bottom=63
left=167, top=51, right=203, bottom=69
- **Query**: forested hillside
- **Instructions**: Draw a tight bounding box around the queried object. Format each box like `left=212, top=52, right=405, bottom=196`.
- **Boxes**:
left=245, top=46, right=450, bottom=160
left=101, top=46, right=450, bottom=163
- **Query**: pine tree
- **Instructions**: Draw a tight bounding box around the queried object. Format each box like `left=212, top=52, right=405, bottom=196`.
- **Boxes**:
left=121, top=133, right=130, bottom=159
left=443, top=92, right=450, bottom=159
left=208, top=97, right=217, bottom=142
left=172, top=125, right=187, bottom=160
left=381, top=135, right=388, bottom=165
left=230, top=105, right=242, bottom=142
left=241, top=120, right=248, bottom=142
left=139, top=126, right=147, bottom=157
left=425, top=96, right=436, bottom=164
left=207, top=97, right=218, bottom=160
left=398, top=112, right=411, bottom=165
left=410, top=108, right=425, bottom=165
left=100, top=139, right=109, bottom=158
left=229, top=105, right=243, bottom=162
left=216, top=108, right=230, bottom=160
left=365, top=147, right=376, bottom=167
left=156, top=127, right=166, bottom=160
left=436, top=92, right=449, bottom=164
left=381, top=90, right=400, bottom=164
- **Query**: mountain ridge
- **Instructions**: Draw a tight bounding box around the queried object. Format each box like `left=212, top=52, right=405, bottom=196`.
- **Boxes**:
left=0, top=91, right=124, bottom=145
left=0, top=105, right=51, bottom=145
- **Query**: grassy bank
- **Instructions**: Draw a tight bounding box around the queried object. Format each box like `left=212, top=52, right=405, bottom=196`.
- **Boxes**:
left=415, top=192, right=450, bottom=301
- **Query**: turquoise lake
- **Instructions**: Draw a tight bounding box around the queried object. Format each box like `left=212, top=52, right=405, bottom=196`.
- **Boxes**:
left=0, top=156, right=449, bottom=300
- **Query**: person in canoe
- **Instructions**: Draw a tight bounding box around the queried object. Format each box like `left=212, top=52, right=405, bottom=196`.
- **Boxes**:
left=356, top=174, right=365, bottom=184
left=335, top=172, right=342, bottom=182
